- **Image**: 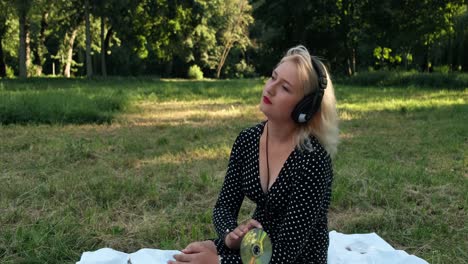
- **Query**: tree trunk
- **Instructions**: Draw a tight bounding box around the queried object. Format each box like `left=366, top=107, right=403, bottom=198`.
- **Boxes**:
left=0, top=19, right=6, bottom=77
left=100, top=16, right=106, bottom=77
left=341, top=0, right=352, bottom=76
left=0, top=38, right=6, bottom=77
left=216, top=42, right=233, bottom=78
left=346, top=57, right=352, bottom=76
left=64, top=28, right=78, bottom=78
left=31, top=44, right=40, bottom=76
left=104, top=26, right=113, bottom=75
left=164, top=60, right=173, bottom=77
left=26, top=18, right=30, bottom=76
left=462, top=33, right=468, bottom=72
left=344, top=42, right=353, bottom=76
left=19, top=11, right=28, bottom=78
left=447, top=28, right=453, bottom=72
left=32, top=11, right=48, bottom=76
left=426, top=46, right=431, bottom=72
left=85, top=0, right=93, bottom=78
left=352, top=48, right=356, bottom=75
left=404, top=49, right=409, bottom=70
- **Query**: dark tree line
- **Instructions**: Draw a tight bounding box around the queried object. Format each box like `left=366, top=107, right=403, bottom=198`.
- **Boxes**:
left=0, top=0, right=466, bottom=78
left=251, top=0, right=468, bottom=75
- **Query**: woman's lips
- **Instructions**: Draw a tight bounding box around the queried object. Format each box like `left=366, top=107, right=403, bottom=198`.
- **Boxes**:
left=263, top=96, right=272, bottom=104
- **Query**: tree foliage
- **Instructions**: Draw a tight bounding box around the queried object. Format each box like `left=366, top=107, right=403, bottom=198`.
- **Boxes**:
left=0, top=0, right=466, bottom=78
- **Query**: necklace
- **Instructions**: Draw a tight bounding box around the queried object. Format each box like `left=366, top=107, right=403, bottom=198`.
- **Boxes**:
left=266, top=121, right=270, bottom=193
left=265, top=121, right=271, bottom=221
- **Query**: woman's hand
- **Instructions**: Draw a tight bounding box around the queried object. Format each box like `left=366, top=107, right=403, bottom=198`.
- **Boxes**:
left=225, top=219, right=262, bottom=250
left=168, top=241, right=218, bottom=264
left=181, top=241, right=217, bottom=254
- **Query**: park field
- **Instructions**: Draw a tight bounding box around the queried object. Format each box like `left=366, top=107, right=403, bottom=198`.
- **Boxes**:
left=0, top=78, right=467, bottom=263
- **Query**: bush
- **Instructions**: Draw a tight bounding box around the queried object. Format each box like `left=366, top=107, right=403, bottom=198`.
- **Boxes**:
left=188, top=65, right=203, bottom=80
left=0, top=88, right=128, bottom=124
left=433, top=65, right=450, bottom=74
left=234, top=60, right=257, bottom=78
left=5, top=65, right=15, bottom=78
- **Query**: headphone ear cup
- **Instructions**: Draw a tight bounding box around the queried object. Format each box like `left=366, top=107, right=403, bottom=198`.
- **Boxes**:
left=292, top=93, right=320, bottom=123
left=291, top=56, right=328, bottom=124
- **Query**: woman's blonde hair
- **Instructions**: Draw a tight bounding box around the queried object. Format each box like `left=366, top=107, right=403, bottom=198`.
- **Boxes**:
left=279, top=45, right=339, bottom=157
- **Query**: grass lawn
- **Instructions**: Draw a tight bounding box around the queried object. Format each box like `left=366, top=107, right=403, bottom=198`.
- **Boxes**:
left=0, top=78, right=467, bottom=263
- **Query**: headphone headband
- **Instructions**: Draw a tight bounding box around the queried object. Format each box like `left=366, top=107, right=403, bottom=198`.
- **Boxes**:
left=311, top=56, right=327, bottom=91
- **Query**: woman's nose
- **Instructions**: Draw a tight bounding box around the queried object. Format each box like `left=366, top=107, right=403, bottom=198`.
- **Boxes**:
left=265, top=80, right=276, bottom=95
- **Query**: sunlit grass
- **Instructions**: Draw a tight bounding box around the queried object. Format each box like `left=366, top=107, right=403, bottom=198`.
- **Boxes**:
left=339, top=91, right=466, bottom=113
left=145, top=145, right=232, bottom=165
left=122, top=99, right=262, bottom=127
left=342, top=97, right=465, bottom=111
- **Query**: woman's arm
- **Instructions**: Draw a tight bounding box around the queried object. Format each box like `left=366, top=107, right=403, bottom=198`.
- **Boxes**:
left=212, top=132, right=246, bottom=245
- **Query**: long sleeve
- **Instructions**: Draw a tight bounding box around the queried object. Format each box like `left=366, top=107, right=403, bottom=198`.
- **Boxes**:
left=213, top=132, right=246, bottom=243
left=213, top=238, right=242, bottom=264
left=269, top=151, right=332, bottom=264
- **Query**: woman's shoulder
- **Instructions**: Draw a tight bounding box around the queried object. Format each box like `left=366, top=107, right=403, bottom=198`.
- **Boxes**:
left=235, top=121, right=265, bottom=141
left=229, top=122, right=264, bottom=155
left=296, top=135, right=331, bottom=164
left=295, top=136, right=333, bottom=183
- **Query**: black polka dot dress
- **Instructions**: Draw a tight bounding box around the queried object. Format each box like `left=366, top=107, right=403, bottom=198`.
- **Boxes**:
left=212, top=121, right=333, bottom=264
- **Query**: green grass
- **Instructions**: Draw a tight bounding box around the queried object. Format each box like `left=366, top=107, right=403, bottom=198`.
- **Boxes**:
left=0, top=78, right=467, bottom=263
left=0, top=77, right=261, bottom=124
left=334, top=71, right=468, bottom=89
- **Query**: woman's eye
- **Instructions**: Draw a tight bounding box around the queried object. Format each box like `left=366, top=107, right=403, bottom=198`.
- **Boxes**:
left=282, top=86, right=290, bottom=92
left=271, top=75, right=276, bottom=80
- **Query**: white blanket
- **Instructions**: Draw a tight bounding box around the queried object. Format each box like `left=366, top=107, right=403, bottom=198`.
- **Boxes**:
left=77, top=231, right=428, bottom=264
left=76, top=248, right=181, bottom=264
left=327, top=231, right=428, bottom=264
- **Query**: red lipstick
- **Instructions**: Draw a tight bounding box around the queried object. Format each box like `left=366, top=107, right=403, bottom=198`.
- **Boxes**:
left=263, top=96, right=272, bottom=104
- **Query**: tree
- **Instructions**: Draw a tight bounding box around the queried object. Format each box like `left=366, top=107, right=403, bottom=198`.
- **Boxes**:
left=436, top=2, right=467, bottom=71
left=251, top=0, right=467, bottom=74
left=46, top=0, right=85, bottom=77
left=93, top=0, right=137, bottom=77
left=85, top=0, right=92, bottom=77
left=215, top=0, right=253, bottom=78
left=28, top=0, right=52, bottom=76
left=14, top=0, right=33, bottom=78
left=368, top=0, right=465, bottom=71
left=336, top=0, right=369, bottom=75
left=0, top=0, right=13, bottom=77
left=92, top=0, right=114, bottom=77
left=453, top=6, right=468, bottom=71
left=97, top=0, right=140, bottom=75
left=186, top=0, right=221, bottom=74
left=251, top=0, right=346, bottom=73
left=186, top=0, right=254, bottom=78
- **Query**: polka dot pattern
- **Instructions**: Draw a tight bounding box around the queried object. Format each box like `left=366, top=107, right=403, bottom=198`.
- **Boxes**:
left=212, top=121, right=333, bottom=264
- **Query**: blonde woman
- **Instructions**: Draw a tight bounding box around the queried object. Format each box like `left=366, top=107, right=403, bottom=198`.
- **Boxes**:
left=168, top=45, right=339, bottom=264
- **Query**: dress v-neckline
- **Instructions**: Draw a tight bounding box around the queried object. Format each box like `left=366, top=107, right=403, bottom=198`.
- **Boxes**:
left=257, top=121, right=296, bottom=196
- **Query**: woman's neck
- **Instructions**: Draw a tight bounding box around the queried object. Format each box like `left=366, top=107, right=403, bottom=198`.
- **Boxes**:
left=266, top=119, right=298, bottom=145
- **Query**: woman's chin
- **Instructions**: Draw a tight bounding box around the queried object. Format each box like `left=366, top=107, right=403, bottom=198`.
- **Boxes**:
left=259, top=106, right=270, bottom=117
